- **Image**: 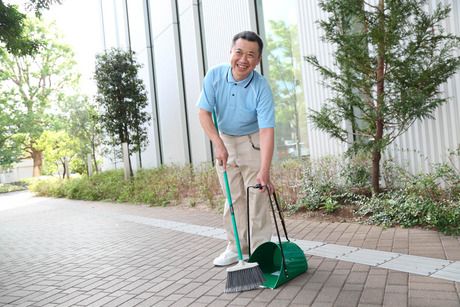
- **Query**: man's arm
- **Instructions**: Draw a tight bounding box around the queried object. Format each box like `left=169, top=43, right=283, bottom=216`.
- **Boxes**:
left=257, top=127, right=274, bottom=192
left=198, top=108, right=228, bottom=169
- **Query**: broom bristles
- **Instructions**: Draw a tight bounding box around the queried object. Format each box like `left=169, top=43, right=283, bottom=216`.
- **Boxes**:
left=224, top=261, right=265, bottom=293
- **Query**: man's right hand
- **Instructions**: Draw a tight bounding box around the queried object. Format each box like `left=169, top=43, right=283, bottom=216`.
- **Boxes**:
left=214, top=141, right=228, bottom=169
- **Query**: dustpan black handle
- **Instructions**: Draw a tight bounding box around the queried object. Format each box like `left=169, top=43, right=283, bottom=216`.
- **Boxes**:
left=267, top=190, right=289, bottom=278
left=247, top=185, right=289, bottom=277
left=272, top=191, right=289, bottom=242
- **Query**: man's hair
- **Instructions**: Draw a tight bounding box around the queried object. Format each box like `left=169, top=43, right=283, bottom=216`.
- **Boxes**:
left=232, top=31, right=263, bottom=55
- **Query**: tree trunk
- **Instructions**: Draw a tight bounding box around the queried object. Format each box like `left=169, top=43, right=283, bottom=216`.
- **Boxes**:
left=62, top=160, right=66, bottom=179
left=31, top=149, right=43, bottom=177
left=372, top=0, right=386, bottom=195
left=92, top=142, right=98, bottom=173
left=138, top=148, right=143, bottom=169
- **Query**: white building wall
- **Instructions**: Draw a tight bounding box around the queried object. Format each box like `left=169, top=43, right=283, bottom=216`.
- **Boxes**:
left=297, top=0, right=348, bottom=160
left=97, top=0, right=460, bottom=174
left=297, top=0, right=460, bottom=173
left=177, top=0, right=211, bottom=165
left=201, top=0, right=255, bottom=68
left=150, top=0, right=190, bottom=165
left=0, top=160, right=34, bottom=184
left=385, top=0, right=460, bottom=173
left=126, top=0, right=162, bottom=169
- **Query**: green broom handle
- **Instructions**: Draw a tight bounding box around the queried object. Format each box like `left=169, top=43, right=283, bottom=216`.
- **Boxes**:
left=212, top=110, right=244, bottom=261
left=223, top=171, right=244, bottom=261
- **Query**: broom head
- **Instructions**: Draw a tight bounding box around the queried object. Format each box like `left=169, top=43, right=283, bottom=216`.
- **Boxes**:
left=224, top=260, right=265, bottom=293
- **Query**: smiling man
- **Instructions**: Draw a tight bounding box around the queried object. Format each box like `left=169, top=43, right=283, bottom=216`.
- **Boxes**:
left=197, top=31, right=275, bottom=266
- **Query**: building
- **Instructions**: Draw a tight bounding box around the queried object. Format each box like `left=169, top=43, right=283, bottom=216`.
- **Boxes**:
left=97, top=0, right=460, bottom=174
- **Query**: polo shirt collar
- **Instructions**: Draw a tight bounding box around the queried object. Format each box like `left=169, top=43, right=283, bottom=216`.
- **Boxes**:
left=226, top=67, right=255, bottom=88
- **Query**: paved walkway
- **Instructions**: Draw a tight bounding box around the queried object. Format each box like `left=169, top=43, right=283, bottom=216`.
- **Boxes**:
left=0, top=191, right=459, bottom=307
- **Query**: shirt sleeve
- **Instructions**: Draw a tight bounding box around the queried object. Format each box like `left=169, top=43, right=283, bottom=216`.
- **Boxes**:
left=256, top=80, right=275, bottom=129
left=196, top=68, right=216, bottom=112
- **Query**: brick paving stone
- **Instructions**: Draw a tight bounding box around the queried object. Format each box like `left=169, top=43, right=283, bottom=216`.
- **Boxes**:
left=387, top=271, right=408, bottom=285
left=334, top=290, right=361, bottom=307
left=193, top=295, right=217, bottom=304
left=57, top=294, right=91, bottom=307
left=309, top=271, right=332, bottom=284
left=103, top=294, right=137, bottom=307
left=252, top=288, right=278, bottom=303
left=208, top=299, right=230, bottom=306
left=324, top=272, right=348, bottom=288
left=364, top=273, right=387, bottom=288
left=358, top=288, right=384, bottom=305
left=385, top=285, right=408, bottom=294
left=134, top=295, right=165, bottom=307
left=315, top=286, right=342, bottom=303
left=267, top=299, right=291, bottom=306
left=409, top=298, right=460, bottom=307
left=347, top=272, right=368, bottom=284
left=383, top=292, right=407, bottom=307
left=343, top=283, right=364, bottom=292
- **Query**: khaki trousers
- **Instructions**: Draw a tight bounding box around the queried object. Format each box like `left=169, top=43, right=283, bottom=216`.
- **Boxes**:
left=216, top=132, right=273, bottom=254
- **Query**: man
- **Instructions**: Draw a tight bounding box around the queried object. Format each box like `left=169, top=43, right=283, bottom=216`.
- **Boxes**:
left=197, top=31, right=275, bottom=266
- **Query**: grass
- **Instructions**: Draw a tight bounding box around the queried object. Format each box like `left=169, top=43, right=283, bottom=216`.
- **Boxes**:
left=0, top=182, right=27, bottom=193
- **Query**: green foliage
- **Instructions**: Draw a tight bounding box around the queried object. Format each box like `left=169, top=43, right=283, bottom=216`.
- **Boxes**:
left=0, top=1, right=40, bottom=56
left=29, top=165, right=217, bottom=207
left=94, top=48, right=151, bottom=175
left=60, top=95, right=103, bottom=175
left=28, top=155, right=460, bottom=235
left=36, top=130, right=79, bottom=177
left=355, top=163, right=460, bottom=235
left=193, top=163, right=222, bottom=208
left=341, top=151, right=372, bottom=189
left=306, top=0, right=460, bottom=194
left=0, top=17, right=79, bottom=174
left=289, top=156, right=345, bottom=213
left=0, top=182, right=26, bottom=193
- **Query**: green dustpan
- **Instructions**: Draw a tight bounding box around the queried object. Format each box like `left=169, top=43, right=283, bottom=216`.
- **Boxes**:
left=246, top=186, right=308, bottom=289
left=249, top=241, right=307, bottom=288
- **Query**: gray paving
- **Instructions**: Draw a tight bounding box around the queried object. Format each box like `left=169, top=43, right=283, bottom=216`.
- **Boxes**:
left=1, top=191, right=459, bottom=306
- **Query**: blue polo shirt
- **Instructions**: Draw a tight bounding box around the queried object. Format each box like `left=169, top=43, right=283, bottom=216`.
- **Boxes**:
left=197, top=64, right=275, bottom=136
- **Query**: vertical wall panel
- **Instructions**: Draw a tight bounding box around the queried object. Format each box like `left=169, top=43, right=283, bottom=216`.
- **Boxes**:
left=177, top=0, right=212, bottom=165
left=150, top=0, right=189, bottom=165
left=201, top=0, right=254, bottom=68
left=297, top=0, right=347, bottom=160
left=386, top=0, right=460, bottom=173
left=100, top=0, right=129, bottom=49
left=126, top=0, right=162, bottom=169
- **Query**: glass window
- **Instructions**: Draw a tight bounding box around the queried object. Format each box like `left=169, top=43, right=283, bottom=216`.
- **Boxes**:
left=257, top=0, right=308, bottom=160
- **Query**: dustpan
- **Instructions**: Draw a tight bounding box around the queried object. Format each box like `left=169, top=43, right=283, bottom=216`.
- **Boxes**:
left=246, top=186, right=308, bottom=289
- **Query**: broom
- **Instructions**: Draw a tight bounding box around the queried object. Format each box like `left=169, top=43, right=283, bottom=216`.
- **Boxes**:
left=211, top=110, right=265, bottom=293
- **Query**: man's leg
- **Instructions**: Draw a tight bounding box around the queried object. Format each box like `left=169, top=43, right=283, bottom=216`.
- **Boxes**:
left=213, top=134, right=250, bottom=266
left=237, top=132, right=273, bottom=253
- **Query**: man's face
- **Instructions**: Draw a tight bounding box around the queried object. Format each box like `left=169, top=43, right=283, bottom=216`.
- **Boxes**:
left=230, top=38, right=261, bottom=81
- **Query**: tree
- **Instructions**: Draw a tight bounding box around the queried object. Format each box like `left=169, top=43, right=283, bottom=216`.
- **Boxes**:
left=305, top=0, right=460, bottom=194
left=94, top=48, right=150, bottom=178
left=36, top=130, right=78, bottom=178
left=0, top=0, right=62, bottom=55
left=0, top=17, right=79, bottom=176
left=0, top=95, right=21, bottom=166
left=64, top=95, right=103, bottom=175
